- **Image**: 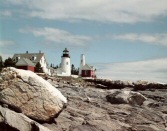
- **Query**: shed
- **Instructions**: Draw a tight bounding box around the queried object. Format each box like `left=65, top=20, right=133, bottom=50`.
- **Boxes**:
left=81, top=64, right=96, bottom=77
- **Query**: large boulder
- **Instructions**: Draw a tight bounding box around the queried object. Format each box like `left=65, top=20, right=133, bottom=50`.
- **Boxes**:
left=0, top=67, right=67, bottom=122
left=0, top=105, right=51, bottom=131
left=106, top=90, right=147, bottom=106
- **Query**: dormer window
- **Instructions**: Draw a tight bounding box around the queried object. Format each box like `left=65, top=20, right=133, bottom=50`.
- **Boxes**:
left=32, top=56, right=36, bottom=61
left=16, top=56, right=20, bottom=61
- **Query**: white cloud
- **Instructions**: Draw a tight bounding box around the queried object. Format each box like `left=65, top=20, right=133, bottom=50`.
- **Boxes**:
left=112, top=33, right=167, bottom=46
left=0, top=10, right=12, bottom=17
left=96, top=58, right=167, bottom=83
left=19, top=27, right=92, bottom=47
left=0, top=40, right=15, bottom=47
left=6, top=0, right=167, bottom=23
left=5, top=0, right=24, bottom=5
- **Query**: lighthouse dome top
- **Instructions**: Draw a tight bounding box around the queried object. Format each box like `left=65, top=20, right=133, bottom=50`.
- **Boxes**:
left=63, top=48, right=69, bottom=53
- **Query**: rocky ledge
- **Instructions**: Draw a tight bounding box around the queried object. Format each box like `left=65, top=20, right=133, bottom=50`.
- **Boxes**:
left=44, top=77, right=167, bottom=131
left=85, top=78, right=167, bottom=90
left=0, top=68, right=167, bottom=131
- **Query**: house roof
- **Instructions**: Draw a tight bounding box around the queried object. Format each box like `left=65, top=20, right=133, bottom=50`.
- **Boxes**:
left=82, top=64, right=94, bottom=70
left=13, top=52, right=45, bottom=64
left=16, top=58, right=35, bottom=67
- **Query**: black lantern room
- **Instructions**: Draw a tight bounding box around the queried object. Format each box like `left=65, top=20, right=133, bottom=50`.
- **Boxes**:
left=62, top=48, right=70, bottom=58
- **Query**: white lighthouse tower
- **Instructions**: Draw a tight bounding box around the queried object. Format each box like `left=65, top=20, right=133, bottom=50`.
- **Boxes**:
left=60, top=48, right=71, bottom=76
left=79, top=54, right=85, bottom=75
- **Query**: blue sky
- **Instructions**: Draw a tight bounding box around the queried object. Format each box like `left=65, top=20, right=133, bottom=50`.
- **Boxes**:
left=1, top=0, right=167, bottom=83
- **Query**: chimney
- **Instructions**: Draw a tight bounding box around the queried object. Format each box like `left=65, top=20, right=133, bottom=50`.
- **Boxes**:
left=79, top=54, right=85, bottom=75
left=39, top=50, right=41, bottom=53
left=26, top=51, right=28, bottom=54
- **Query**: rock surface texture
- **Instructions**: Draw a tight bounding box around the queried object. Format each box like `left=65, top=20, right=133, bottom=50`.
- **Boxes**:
left=49, top=86, right=167, bottom=131
left=0, top=105, right=51, bottom=131
left=43, top=77, right=167, bottom=131
left=0, top=67, right=67, bottom=122
left=0, top=69, right=167, bottom=131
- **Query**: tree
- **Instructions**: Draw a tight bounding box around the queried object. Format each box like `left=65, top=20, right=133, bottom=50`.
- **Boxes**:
left=56, top=65, right=59, bottom=69
left=0, top=56, right=3, bottom=71
left=4, top=57, right=15, bottom=67
left=71, top=64, right=79, bottom=75
left=71, top=64, right=75, bottom=74
left=35, top=62, right=43, bottom=73
left=53, top=65, right=59, bottom=69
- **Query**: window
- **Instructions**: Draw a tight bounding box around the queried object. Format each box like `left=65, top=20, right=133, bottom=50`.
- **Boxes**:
left=16, top=56, right=20, bottom=61
left=85, top=70, right=88, bottom=75
left=66, top=62, right=68, bottom=65
left=32, top=56, right=36, bottom=61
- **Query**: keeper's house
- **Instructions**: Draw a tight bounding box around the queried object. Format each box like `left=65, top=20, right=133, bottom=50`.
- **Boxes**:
left=12, top=51, right=51, bottom=75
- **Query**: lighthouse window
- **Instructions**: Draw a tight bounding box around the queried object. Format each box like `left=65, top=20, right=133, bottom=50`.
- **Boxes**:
left=66, top=62, right=68, bottom=65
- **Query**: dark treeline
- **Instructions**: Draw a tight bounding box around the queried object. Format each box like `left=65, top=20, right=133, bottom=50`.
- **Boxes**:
left=0, top=56, right=16, bottom=71
left=50, top=64, right=59, bottom=69
left=71, top=64, right=79, bottom=75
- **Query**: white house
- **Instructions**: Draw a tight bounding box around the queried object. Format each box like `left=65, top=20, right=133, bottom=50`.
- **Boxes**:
left=12, top=51, right=51, bottom=75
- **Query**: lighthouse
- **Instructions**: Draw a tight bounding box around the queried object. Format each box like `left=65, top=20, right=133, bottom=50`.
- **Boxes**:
left=60, top=48, right=71, bottom=76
